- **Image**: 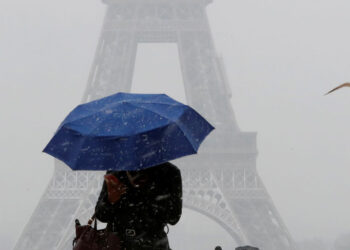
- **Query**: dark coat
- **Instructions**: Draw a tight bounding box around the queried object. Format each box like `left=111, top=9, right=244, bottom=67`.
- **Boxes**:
left=95, top=162, right=182, bottom=250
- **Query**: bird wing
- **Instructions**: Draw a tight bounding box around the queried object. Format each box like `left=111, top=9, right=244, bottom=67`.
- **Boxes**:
left=325, top=83, right=350, bottom=95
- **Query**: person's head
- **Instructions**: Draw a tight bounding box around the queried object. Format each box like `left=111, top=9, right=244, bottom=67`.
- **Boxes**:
left=127, top=162, right=174, bottom=187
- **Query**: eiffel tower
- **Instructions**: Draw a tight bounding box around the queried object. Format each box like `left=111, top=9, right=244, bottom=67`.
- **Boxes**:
left=14, top=0, right=297, bottom=249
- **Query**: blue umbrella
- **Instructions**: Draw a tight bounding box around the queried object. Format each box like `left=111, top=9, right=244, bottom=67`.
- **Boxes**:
left=43, top=92, right=214, bottom=171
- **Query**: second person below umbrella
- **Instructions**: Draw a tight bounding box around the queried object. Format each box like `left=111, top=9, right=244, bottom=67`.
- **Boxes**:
left=95, top=162, right=182, bottom=250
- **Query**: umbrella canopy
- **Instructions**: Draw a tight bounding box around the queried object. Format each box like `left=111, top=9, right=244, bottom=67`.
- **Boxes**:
left=43, top=92, right=214, bottom=171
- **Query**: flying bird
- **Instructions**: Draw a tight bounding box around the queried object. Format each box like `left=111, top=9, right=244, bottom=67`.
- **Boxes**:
left=325, top=82, right=350, bottom=95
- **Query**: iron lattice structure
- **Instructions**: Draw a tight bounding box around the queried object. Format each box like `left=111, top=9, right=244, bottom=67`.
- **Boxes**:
left=14, top=0, right=297, bottom=249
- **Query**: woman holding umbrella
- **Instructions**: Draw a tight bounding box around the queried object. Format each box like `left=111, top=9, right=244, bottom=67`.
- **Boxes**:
left=95, top=162, right=182, bottom=250
left=43, top=93, right=214, bottom=250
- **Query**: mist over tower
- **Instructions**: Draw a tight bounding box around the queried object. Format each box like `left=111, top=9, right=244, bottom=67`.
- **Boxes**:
left=14, top=0, right=297, bottom=249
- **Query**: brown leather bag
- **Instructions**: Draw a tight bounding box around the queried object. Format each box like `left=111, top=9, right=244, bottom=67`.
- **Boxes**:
left=72, top=215, right=121, bottom=250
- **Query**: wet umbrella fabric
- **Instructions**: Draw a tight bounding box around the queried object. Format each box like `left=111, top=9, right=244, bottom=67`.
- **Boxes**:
left=43, top=92, right=214, bottom=171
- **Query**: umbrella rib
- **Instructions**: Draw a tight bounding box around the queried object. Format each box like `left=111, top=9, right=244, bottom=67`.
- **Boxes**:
left=177, top=127, right=198, bottom=152
left=86, top=102, right=173, bottom=138
left=62, top=101, right=125, bottom=127
left=172, top=115, right=198, bottom=151
left=125, top=102, right=185, bottom=123
left=127, top=103, right=198, bottom=152
left=125, top=102, right=177, bottom=121
left=90, top=123, right=172, bottom=139
left=126, top=102, right=203, bottom=151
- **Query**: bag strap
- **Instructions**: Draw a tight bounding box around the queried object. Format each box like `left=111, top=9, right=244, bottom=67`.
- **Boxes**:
left=88, top=214, right=97, bottom=230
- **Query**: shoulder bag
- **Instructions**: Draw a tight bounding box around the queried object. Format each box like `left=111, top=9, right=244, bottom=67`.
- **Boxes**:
left=72, top=214, right=121, bottom=250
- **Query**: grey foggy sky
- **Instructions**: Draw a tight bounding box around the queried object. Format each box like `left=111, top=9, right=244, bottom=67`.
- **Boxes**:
left=1, top=0, right=350, bottom=249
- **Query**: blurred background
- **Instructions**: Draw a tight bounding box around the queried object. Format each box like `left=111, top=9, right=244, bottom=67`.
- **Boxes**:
left=0, top=0, right=349, bottom=249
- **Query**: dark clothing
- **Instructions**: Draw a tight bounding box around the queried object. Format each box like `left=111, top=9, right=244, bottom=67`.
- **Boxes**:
left=95, top=163, right=182, bottom=250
